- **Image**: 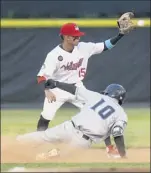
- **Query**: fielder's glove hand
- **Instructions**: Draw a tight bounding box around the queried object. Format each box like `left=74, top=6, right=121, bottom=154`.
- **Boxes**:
left=45, top=79, right=58, bottom=89
left=117, top=12, right=135, bottom=35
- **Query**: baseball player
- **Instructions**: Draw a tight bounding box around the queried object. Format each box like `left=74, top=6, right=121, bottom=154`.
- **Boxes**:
left=36, top=13, right=134, bottom=154
left=36, top=12, right=134, bottom=130
left=17, top=83, right=127, bottom=158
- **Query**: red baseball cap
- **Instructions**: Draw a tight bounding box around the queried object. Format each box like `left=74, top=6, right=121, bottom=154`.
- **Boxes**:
left=60, top=23, right=85, bottom=36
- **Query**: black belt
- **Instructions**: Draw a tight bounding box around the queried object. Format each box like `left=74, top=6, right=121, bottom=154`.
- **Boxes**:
left=71, top=121, right=90, bottom=141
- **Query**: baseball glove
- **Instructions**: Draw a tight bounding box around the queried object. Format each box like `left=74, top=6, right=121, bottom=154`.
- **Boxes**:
left=117, top=12, right=135, bottom=34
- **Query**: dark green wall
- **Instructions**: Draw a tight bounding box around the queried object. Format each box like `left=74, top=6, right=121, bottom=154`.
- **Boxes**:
left=1, top=28, right=150, bottom=104
left=1, top=0, right=150, bottom=18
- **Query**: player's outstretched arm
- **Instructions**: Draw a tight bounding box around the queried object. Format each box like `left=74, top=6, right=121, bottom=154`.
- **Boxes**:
left=103, top=33, right=124, bottom=51
left=45, top=79, right=96, bottom=101
left=103, top=12, right=135, bottom=51
left=111, top=120, right=127, bottom=158
left=105, top=136, right=124, bottom=158
left=45, top=79, right=76, bottom=94
left=114, top=135, right=126, bottom=158
left=104, top=136, right=112, bottom=146
left=79, top=12, right=135, bottom=56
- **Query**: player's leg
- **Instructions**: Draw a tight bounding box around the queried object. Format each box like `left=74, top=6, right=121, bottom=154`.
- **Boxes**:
left=39, top=121, right=92, bottom=159
left=37, top=98, right=64, bottom=131
left=17, top=121, right=73, bottom=143
left=37, top=88, right=74, bottom=131
left=47, top=124, right=93, bottom=158
left=45, top=120, right=92, bottom=148
left=69, top=128, right=92, bottom=149
left=16, top=131, right=47, bottom=143
left=18, top=121, right=92, bottom=159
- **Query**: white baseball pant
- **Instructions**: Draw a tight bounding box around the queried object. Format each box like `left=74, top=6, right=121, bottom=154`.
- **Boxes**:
left=41, top=82, right=86, bottom=120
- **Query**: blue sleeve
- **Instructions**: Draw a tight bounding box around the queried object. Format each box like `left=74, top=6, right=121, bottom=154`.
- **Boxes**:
left=104, top=39, right=115, bottom=50
left=104, top=33, right=124, bottom=51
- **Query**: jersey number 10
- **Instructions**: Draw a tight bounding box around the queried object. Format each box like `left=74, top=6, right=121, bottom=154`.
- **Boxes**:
left=91, top=98, right=115, bottom=119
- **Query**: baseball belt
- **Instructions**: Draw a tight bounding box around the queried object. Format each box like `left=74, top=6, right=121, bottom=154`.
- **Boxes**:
left=71, top=120, right=90, bottom=141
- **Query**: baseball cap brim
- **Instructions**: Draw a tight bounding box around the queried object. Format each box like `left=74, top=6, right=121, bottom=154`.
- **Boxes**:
left=71, top=31, right=85, bottom=36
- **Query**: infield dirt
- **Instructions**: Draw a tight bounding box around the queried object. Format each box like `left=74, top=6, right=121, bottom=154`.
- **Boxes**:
left=1, top=136, right=150, bottom=172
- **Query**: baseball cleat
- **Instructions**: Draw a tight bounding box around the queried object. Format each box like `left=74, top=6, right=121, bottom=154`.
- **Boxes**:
left=36, top=148, right=60, bottom=160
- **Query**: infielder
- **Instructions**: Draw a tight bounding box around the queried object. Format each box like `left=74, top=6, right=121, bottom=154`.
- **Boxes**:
left=36, top=13, right=134, bottom=154
left=17, top=83, right=127, bottom=158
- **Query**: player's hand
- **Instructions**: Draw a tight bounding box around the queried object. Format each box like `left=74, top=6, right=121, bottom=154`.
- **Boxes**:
left=44, top=89, right=56, bottom=103
left=106, top=145, right=121, bottom=159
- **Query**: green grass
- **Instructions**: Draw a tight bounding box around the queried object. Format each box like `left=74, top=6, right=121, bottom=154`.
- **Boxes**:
left=1, top=108, right=150, bottom=172
left=1, top=108, right=150, bottom=148
left=1, top=162, right=150, bottom=172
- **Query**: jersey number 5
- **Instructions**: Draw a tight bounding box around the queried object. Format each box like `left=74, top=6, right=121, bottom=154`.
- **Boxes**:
left=91, top=98, right=115, bottom=119
left=79, top=68, right=86, bottom=78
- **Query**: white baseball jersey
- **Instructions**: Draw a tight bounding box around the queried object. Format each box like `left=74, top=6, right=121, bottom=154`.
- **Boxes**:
left=71, top=87, right=128, bottom=143
left=37, top=42, right=104, bottom=84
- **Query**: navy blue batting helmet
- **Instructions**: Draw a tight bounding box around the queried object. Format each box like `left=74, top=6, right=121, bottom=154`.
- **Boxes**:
left=101, top=84, right=126, bottom=105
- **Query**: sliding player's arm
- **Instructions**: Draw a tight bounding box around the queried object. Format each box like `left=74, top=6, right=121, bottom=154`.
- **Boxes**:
left=44, top=79, right=96, bottom=102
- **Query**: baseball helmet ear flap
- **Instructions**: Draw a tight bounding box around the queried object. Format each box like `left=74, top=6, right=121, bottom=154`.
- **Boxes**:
left=118, top=92, right=126, bottom=105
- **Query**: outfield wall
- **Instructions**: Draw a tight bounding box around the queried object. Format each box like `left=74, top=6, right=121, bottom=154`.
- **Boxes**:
left=1, top=1, right=150, bottom=18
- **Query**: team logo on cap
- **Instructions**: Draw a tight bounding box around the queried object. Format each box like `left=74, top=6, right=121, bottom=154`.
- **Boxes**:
left=75, top=26, right=79, bottom=31
left=58, top=56, right=63, bottom=61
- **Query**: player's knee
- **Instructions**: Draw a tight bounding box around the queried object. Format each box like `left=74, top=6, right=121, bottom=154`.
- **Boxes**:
left=40, top=114, right=51, bottom=121
left=41, top=109, right=57, bottom=120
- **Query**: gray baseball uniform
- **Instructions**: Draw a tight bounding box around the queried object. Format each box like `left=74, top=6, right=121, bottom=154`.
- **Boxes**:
left=17, top=87, right=128, bottom=148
